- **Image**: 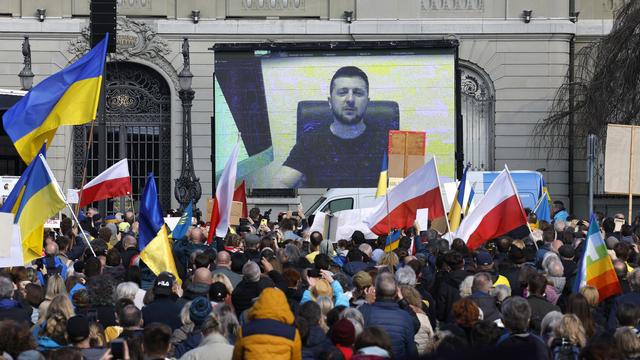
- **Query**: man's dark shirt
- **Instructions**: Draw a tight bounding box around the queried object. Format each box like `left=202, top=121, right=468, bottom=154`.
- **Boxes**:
left=283, top=124, right=387, bottom=187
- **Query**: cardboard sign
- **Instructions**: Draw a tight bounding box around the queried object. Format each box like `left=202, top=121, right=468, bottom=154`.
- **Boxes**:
left=388, top=130, right=426, bottom=179
left=605, top=124, right=640, bottom=194
left=230, top=201, right=243, bottom=226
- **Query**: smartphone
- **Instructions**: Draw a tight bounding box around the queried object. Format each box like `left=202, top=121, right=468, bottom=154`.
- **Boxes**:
left=111, top=339, right=124, bottom=359
left=261, top=219, right=268, bottom=226
left=292, top=211, right=299, bottom=217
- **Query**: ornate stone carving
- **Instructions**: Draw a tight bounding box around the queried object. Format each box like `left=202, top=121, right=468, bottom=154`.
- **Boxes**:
left=423, top=0, right=484, bottom=11
left=460, top=69, right=489, bottom=101
left=68, top=17, right=179, bottom=90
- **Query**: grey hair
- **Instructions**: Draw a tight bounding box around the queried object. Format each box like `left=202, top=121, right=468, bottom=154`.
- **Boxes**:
left=629, top=268, right=640, bottom=292
left=542, top=253, right=562, bottom=274
left=340, top=308, right=365, bottom=337
left=501, top=296, right=531, bottom=333
left=0, top=277, right=13, bottom=299
left=554, top=220, right=566, bottom=233
left=201, top=313, right=222, bottom=336
left=319, top=240, right=335, bottom=256
left=459, top=275, right=474, bottom=298
left=546, top=259, right=564, bottom=277
left=471, top=272, right=492, bottom=293
left=242, top=261, right=261, bottom=282
left=358, top=243, right=372, bottom=257
left=540, top=310, right=563, bottom=337
left=375, top=272, right=397, bottom=299
left=490, top=284, right=512, bottom=303
left=115, top=282, right=139, bottom=301
left=283, top=244, right=301, bottom=264
left=395, top=267, right=416, bottom=286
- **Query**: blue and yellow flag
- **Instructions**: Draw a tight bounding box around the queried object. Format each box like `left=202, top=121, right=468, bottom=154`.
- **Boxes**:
left=464, top=183, right=476, bottom=216
left=534, top=188, right=552, bottom=223
left=384, top=229, right=402, bottom=252
left=138, top=173, right=181, bottom=284
left=171, top=202, right=192, bottom=241
left=2, top=36, right=108, bottom=163
left=376, top=152, right=388, bottom=198
left=448, top=166, right=469, bottom=232
left=0, top=147, right=66, bottom=263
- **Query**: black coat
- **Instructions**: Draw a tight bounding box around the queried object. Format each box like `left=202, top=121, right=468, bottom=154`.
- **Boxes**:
left=527, top=295, right=561, bottom=333
left=0, top=299, right=32, bottom=325
left=434, top=269, right=471, bottom=323
left=142, top=296, right=182, bottom=330
left=231, top=276, right=275, bottom=317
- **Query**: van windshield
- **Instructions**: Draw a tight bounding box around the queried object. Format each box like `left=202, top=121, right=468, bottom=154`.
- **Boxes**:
left=305, top=196, right=326, bottom=218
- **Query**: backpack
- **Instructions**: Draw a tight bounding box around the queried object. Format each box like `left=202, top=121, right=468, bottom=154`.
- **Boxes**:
left=551, top=338, right=580, bottom=360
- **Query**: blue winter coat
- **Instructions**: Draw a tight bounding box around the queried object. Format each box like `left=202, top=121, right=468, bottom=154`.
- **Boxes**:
left=359, top=300, right=418, bottom=360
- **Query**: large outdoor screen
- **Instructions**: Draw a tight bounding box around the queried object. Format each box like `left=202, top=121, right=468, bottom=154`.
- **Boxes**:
left=214, top=42, right=458, bottom=188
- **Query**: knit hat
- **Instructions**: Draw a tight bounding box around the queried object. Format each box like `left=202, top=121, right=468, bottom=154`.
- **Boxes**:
left=330, top=318, right=355, bottom=346
left=67, top=315, right=90, bottom=343
left=352, top=271, right=372, bottom=289
left=189, top=296, right=212, bottom=326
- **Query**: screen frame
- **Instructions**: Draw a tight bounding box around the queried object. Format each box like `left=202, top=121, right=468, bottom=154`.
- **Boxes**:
left=210, top=40, right=463, bottom=188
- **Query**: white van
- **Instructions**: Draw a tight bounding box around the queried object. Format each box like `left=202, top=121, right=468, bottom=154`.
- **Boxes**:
left=304, top=170, right=544, bottom=217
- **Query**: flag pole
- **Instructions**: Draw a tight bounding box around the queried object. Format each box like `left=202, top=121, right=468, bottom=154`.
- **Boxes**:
left=504, top=165, right=537, bottom=249
left=433, top=156, right=452, bottom=238
left=38, top=154, right=96, bottom=257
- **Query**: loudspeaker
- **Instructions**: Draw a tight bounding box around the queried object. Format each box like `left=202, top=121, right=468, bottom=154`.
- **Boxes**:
left=90, top=0, right=117, bottom=53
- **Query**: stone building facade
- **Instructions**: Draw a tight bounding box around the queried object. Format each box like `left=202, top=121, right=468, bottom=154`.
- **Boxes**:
left=0, top=0, right=628, bottom=217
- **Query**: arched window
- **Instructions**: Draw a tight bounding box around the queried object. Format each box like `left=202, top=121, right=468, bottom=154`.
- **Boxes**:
left=73, top=62, right=171, bottom=212
left=459, top=61, right=495, bottom=171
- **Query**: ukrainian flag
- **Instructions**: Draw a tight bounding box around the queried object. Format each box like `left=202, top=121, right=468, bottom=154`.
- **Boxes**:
left=375, top=152, right=388, bottom=198
left=138, top=173, right=181, bottom=284
left=464, top=183, right=475, bottom=216
left=448, top=166, right=468, bottom=232
left=0, top=147, right=66, bottom=263
left=171, top=202, right=192, bottom=241
left=384, top=229, right=402, bottom=252
left=2, top=36, right=108, bottom=163
left=534, top=178, right=552, bottom=223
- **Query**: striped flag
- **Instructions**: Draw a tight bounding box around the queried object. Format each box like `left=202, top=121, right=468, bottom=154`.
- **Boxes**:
left=384, top=229, right=402, bottom=252
left=464, top=183, right=476, bottom=216
left=208, top=139, right=240, bottom=242
left=573, top=214, right=621, bottom=301
left=375, top=152, right=388, bottom=198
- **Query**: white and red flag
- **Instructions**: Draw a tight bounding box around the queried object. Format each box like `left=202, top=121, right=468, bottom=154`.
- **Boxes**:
left=365, top=157, right=447, bottom=236
left=79, top=158, right=132, bottom=207
left=455, top=166, right=528, bottom=250
left=208, top=140, right=240, bottom=243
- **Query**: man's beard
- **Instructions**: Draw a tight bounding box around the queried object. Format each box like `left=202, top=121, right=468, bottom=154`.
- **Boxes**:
left=332, top=107, right=365, bottom=125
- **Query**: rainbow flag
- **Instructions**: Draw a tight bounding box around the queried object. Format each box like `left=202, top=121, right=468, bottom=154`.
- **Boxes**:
left=384, top=229, right=402, bottom=252
left=2, top=36, right=108, bottom=163
left=573, top=213, right=621, bottom=301
left=375, top=152, right=388, bottom=198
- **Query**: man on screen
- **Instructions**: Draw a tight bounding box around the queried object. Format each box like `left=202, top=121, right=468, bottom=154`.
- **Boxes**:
left=278, top=66, right=388, bottom=188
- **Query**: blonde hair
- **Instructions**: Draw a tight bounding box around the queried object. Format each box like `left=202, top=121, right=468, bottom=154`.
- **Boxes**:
left=41, top=294, right=75, bottom=345
left=579, top=286, right=599, bottom=307
left=512, top=239, right=526, bottom=250
left=47, top=294, right=75, bottom=320
left=400, top=285, right=423, bottom=309
left=315, top=295, right=333, bottom=332
left=311, top=279, right=333, bottom=299
left=180, top=301, right=193, bottom=326
left=212, top=274, right=233, bottom=295
left=553, top=314, right=587, bottom=348
left=44, top=275, right=67, bottom=300
left=378, top=252, right=399, bottom=273
left=89, top=323, right=106, bottom=347
left=615, top=327, right=640, bottom=356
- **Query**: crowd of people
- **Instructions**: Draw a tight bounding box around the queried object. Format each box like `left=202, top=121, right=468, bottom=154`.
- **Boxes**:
left=0, top=203, right=638, bottom=360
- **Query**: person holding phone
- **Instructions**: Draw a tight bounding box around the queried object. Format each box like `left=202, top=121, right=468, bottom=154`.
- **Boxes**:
left=67, top=315, right=111, bottom=359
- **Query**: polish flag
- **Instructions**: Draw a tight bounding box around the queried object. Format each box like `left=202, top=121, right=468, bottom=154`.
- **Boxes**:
left=79, top=159, right=132, bottom=207
left=233, top=180, right=248, bottom=219
left=455, top=166, right=528, bottom=250
left=208, top=140, right=240, bottom=243
left=365, top=157, right=447, bottom=236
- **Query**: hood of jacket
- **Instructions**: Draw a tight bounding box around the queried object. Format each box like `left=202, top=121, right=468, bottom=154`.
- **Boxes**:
left=0, top=298, right=19, bottom=310
left=248, top=287, right=294, bottom=325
